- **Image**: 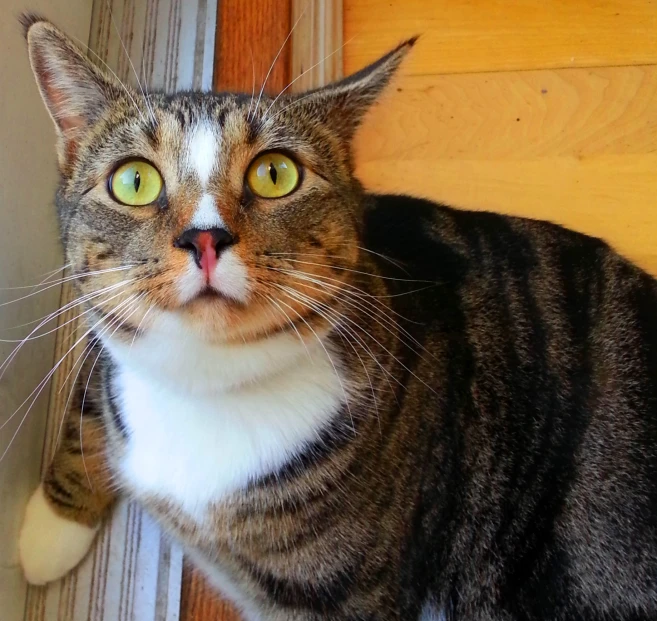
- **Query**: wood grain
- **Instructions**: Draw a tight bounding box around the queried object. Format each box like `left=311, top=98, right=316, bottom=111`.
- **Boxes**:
left=357, top=66, right=657, bottom=162
left=213, top=0, right=292, bottom=94
left=180, top=565, right=242, bottom=621
left=354, top=65, right=657, bottom=274
left=345, top=0, right=657, bottom=76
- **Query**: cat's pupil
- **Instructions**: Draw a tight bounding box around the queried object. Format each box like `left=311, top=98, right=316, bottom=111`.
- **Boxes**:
left=134, top=171, right=141, bottom=193
left=268, top=163, right=277, bottom=185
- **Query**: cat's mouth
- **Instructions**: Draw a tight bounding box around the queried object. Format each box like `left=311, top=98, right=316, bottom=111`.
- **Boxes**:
left=184, top=285, right=242, bottom=308
left=185, top=287, right=233, bottom=307
left=197, top=287, right=223, bottom=300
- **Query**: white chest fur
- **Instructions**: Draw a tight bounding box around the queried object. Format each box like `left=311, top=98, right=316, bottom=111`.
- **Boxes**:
left=106, top=315, right=345, bottom=521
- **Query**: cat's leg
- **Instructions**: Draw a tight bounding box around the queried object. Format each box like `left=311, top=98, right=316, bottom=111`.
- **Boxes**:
left=19, top=394, right=117, bottom=585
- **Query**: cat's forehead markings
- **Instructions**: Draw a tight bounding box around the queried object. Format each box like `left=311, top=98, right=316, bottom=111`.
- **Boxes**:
left=186, top=120, right=220, bottom=187
left=191, top=193, right=224, bottom=229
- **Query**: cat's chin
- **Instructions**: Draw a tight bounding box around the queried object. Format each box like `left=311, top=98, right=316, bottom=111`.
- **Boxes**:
left=179, top=287, right=244, bottom=318
left=176, top=295, right=233, bottom=330
left=154, top=287, right=297, bottom=346
left=170, top=292, right=268, bottom=345
left=184, top=285, right=235, bottom=305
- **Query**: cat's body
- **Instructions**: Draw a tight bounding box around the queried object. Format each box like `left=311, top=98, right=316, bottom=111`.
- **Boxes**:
left=16, top=15, right=657, bottom=621
left=88, top=195, right=657, bottom=621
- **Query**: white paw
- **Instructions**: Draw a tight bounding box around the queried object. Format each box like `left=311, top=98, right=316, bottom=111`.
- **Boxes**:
left=19, top=484, right=99, bottom=585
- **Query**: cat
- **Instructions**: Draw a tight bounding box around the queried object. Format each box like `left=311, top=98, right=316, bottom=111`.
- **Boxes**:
left=16, top=13, right=657, bottom=621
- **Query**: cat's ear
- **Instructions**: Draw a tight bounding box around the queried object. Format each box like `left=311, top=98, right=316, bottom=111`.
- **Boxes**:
left=21, top=14, right=126, bottom=163
left=300, top=37, right=417, bottom=142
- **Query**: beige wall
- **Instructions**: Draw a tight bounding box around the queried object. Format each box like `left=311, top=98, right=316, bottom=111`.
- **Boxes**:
left=0, top=2, right=93, bottom=618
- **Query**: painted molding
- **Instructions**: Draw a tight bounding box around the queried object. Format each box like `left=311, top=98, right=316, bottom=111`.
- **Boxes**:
left=291, top=0, right=344, bottom=92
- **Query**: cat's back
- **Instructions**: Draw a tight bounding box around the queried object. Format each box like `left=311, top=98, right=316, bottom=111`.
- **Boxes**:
left=364, top=193, right=657, bottom=471
left=364, top=192, right=657, bottom=348
left=364, top=193, right=657, bottom=618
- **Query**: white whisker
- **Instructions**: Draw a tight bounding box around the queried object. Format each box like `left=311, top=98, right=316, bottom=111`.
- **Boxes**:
left=0, top=263, right=73, bottom=292
left=278, top=292, right=402, bottom=420
left=129, top=303, right=155, bottom=350
left=0, top=283, right=142, bottom=344
left=272, top=270, right=434, bottom=360
left=249, top=7, right=306, bottom=122
left=320, top=305, right=381, bottom=433
left=266, top=247, right=408, bottom=273
left=55, top=291, right=144, bottom=448
left=264, top=265, right=425, bottom=323
left=272, top=258, right=435, bottom=284
left=246, top=46, right=257, bottom=121
left=274, top=282, right=437, bottom=397
left=261, top=36, right=356, bottom=124
left=0, top=264, right=138, bottom=307
left=56, top=337, right=100, bottom=451
left=271, top=292, right=356, bottom=433
left=262, top=90, right=319, bottom=125
left=0, top=294, right=139, bottom=462
left=260, top=293, right=312, bottom=362
left=104, top=0, right=156, bottom=123
left=79, top=293, right=145, bottom=487
left=0, top=278, right=140, bottom=380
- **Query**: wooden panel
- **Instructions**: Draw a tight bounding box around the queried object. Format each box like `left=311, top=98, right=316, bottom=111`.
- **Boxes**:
left=213, top=0, right=292, bottom=94
left=357, top=67, right=657, bottom=161
left=354, top=65, right=657, bottom=274
left=345, top=0, right=657, bottom=76
left=180, top=566, right=241, bottom=621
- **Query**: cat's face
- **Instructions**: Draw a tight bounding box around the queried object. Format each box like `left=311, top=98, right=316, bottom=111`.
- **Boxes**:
left=53, top=93, right=364, bottom=344
left=24, top=15, right=413, bottom=344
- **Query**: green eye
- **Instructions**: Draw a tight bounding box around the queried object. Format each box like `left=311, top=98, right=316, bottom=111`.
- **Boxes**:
left=246, top=152, right=300, bottom=199
left=110, top=160, right=163, bottom=206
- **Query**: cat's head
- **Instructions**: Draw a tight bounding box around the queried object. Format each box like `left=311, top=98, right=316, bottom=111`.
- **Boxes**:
left=23, top=14, right=414, bottom=347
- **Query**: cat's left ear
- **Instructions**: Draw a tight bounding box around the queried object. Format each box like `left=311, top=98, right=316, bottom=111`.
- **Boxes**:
left=299, top=37, right=417, bottom=142
left=21, top=14, right=129, bottom=165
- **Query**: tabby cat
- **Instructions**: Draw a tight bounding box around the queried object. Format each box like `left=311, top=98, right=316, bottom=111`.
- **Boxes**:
left=17, top=14, right=657, bottom=621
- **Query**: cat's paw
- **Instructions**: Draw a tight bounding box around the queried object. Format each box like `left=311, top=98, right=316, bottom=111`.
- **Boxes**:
left=19, top=484, right=99, bottom=585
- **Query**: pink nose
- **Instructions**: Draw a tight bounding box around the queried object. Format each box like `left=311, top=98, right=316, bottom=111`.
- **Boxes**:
left=173, top=227, right=234, bottom=277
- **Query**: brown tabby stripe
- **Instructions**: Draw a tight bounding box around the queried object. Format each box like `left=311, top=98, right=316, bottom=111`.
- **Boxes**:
left=23, top=0, right=215, bottom=619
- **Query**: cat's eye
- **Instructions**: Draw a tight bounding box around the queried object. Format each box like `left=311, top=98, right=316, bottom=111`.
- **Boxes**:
left=109, top=160, right=163, bottom=206
left=246, top=152, right=300, bottom=199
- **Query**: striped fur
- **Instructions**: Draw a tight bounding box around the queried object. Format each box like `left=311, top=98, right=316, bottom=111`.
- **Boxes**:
left=19, top=15, right=657, bottom=621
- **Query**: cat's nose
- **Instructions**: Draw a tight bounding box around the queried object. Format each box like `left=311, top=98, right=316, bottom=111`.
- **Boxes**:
left=174, top=227, right=234, bottom=270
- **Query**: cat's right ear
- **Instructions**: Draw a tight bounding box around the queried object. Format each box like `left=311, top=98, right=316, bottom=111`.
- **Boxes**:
left=291, top=37, right=417, bottom=144
left=21, top=14, right=125, bottom=165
